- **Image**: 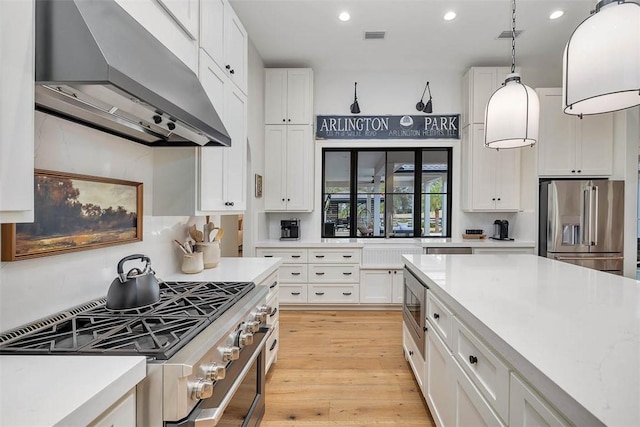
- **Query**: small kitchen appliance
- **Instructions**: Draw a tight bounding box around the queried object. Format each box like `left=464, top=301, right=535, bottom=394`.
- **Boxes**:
left=106, top=254, right=160, bottom=310
left=280, top=218, right=300, bottom=240
left=491, top=220, right=511, bottom=240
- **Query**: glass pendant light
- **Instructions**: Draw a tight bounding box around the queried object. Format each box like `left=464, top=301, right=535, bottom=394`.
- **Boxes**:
left=484, top=0, right=539, bottom=149
left=563, top=0, right=640, bottom=116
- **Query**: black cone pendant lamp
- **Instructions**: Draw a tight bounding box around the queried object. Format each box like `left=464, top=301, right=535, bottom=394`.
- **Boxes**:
left=416, top=82, right=433, bottom=113
left=350, top=82, right=360, bottom=114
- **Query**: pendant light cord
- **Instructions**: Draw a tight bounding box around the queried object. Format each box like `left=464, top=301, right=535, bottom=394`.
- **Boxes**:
left=511, top=0, right=516, bottom=73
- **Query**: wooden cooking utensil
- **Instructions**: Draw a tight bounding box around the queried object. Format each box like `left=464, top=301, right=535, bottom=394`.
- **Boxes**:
left=213, top=228, right=224, bottom=242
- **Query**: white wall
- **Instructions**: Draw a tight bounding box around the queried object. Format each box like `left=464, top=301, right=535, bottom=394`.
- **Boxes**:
left=262, top=67, right=537, bottom=242
left=0, top=113, right=202, bottom=332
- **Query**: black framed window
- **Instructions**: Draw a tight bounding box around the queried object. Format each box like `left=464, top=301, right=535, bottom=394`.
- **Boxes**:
left=322, top=148, right=452, bottom=238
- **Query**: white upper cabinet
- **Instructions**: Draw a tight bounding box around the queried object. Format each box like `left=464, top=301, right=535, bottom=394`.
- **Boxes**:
left=462, top=67, right=519, bottom=128
left=156, top=0, right=199, bottom=40
left=461, top=124, right=521, bottom=212
left=264, top=125, right=313, bottom=212
left=0, top=0, right=34, bottom=223
left=152, top=50, right=246, bottom=215
left=537, top=88, right=613, bottom=177
left=265, top=69, right=313, bottom=125
left=115, top=0, right=198, bottom=71
left=200, top=0, right=248, bottom=94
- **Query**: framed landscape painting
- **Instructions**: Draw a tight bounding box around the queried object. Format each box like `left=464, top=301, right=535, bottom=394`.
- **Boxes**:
left=1, top=170, right=143, bottom=261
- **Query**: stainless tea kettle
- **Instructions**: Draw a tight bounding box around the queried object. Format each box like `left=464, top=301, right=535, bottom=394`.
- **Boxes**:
left=106, top=254, right=160, bottom=310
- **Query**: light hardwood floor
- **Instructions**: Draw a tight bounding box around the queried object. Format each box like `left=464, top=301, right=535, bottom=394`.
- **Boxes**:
left=262, top=310, right=435, bottom=427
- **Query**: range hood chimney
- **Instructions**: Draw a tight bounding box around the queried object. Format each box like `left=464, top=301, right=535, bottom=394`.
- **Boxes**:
left=35, top=0, right=231, bottom=147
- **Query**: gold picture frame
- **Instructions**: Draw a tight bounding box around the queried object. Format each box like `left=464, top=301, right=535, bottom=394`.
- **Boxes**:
left=1, top=170, right=143, bottom=261
left=255, top=174, right=263, bottom=198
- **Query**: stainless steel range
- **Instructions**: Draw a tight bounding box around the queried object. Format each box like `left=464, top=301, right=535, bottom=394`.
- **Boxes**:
left=0, top=280, right=272, bottom=426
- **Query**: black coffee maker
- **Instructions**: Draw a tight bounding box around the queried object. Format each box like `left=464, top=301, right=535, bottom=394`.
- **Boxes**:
left=491, top=220, right=510, bottom=240
left=280, top=218, right=300, bottom=240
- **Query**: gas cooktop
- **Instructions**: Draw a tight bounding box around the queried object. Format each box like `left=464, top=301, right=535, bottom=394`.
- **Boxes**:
left=0, top=281, right=255, bottom=360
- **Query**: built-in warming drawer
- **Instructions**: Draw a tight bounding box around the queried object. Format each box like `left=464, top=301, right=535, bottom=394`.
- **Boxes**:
left=279, top=285, right=307, bottom=303
left=308, top=248, right=361, bottom=264
left=426, top=291, right=453, bottom=348
left=256, top=248, right=308, bottom=263
left=279, top=265, right=308, bottom=283
left=308, top=264, right=359, bottom=283
left=308, top=285, right=359, bottom=304
left=452, top=317, right=510, bottom=423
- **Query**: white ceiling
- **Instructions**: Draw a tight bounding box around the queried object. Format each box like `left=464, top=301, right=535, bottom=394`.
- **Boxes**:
left=229, top=0, right=595, bottom=85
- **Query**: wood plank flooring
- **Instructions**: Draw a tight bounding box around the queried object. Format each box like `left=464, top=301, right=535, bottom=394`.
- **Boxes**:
left=262, top=310, right=435, bottom=427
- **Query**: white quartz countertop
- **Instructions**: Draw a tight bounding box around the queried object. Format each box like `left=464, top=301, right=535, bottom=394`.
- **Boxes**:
left=255, top=238, right=534, bottom=248
left=160, top=257, right=282, bottom=283
left=0, top=355, right=146, bottom=426
left=402, top=254, right=640, bottom=427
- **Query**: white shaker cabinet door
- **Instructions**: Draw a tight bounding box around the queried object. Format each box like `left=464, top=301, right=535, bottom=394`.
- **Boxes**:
left=224, top=6, right=248, bottom=94
left=469, top=125, right=496, bottom=211
left=286, top=69, right=313, bottom=125
left=285, top=125, right=313, bottom=211
left=509, top=373, right=569, bottom=427
left=494, top=147, right=520, bottom=211
left=265, top=69, right=288, bottom=125
left=0, top=0, right=34, bottom=222
left=360, top=270, right=393, bottom=304
left=576, top=112, right=613, bottom=176
left=156, top=0, right=199, bottom=40
left=199, top=0, right=225, bottom=66
left=221, top=83, right=247, bottom=210
left=537, top=89, right=576, bottom=176
left=264, top=125, right=287, bottom=210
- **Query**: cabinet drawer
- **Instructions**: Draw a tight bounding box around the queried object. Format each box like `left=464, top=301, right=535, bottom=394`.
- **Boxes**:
left=308, top=248, right=361, bottom=264
left=265, top=320, right=279, bottom=374
left=403, top=323, right=425, bottom=393
left=266, top=294, right=279, bottom=325
left=279, top=285, right=307, bottom=303
left=279, top=265, right=307, bottom=283
left=308, top=264, right=359, bottom=283
left=308, top=285, right=359, bottom=303
left=453, top=317, right=510, bottom=423
left=262, top=271, right=279, bottom=302
left=427, top=291, right=453, bottom=347
left=257, top=248, right=308, bottom=263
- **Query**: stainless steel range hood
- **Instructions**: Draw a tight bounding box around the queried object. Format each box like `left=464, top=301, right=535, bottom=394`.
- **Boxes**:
left=35, top=0, right=231, bottom=147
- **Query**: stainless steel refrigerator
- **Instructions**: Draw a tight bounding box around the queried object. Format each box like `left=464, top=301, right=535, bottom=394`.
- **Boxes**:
left=539, top=180, right=624, bottom=275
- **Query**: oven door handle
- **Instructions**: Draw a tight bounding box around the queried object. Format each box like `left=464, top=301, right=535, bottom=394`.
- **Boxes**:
left=193, top=327, right=272, bottom=427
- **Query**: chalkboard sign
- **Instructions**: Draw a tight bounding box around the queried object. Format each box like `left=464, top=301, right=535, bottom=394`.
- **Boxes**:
left=316, top=114, right=460, bottom=140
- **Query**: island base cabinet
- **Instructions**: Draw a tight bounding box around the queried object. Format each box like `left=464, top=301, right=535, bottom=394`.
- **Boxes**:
left=425, top=328, right=453, bottom=427
left=265, top=320, right=279, bottom=373
left=88, top=388, right=136, bottom=427
left=403, top=323, right=425, bottom=394
left=509, top=374, right=570, bottom=427
left=451, top=359, right=505, bottom=427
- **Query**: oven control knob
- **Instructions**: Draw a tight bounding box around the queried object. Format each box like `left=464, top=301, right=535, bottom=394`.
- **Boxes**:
left=238, top=331, right=254, bottom=348
left=190, top=378, right=214, bottom=400
left=202, top=363, right=226, bottom=381
left=254, top=305, right=272, bottom=324
left=222, top=346, right=240, bottom=362
left=245, top=320, right=260, bottom=333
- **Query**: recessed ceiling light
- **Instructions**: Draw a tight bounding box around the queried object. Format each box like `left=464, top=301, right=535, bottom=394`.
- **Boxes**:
left=443, top=11, right=456, bottom=21
left=339, top=11, right=351, bottom=22
left=549, top=10, right=564, bottom=20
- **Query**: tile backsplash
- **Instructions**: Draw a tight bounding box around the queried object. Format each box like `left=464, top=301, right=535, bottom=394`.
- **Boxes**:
left=0, top=112, right=198, bottom=332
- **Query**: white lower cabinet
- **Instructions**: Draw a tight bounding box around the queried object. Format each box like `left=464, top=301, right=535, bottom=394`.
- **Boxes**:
left=509, top=374, right=569, bottom=427
left=452, top=317, right=510, bottom=422
left=451, top=358, right=505, bottom=427
left=88, top=388, right=136, bottom=427
left=403, top=324, right=425, bottom=393
left=413, top=290, right=569, bottom=427
left=360, top=269, right=394, bottom=304
left=425, top=326, right=453, bottom=427
left=279, top=285, right=307, bottom=303
left=265, top=320, right=279, bottom=374
left=308, top=284, right=359, bottom=304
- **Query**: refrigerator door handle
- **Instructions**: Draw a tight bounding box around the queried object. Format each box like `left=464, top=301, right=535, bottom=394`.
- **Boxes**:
left=580, top=186, right=590, bottom=246
left=591, top=185, right=598, bottom=246
left=555, top=255, right=624, bottom=261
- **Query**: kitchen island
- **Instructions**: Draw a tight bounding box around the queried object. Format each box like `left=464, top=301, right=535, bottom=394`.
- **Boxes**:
left=403, top=254, right=639, bottom=427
